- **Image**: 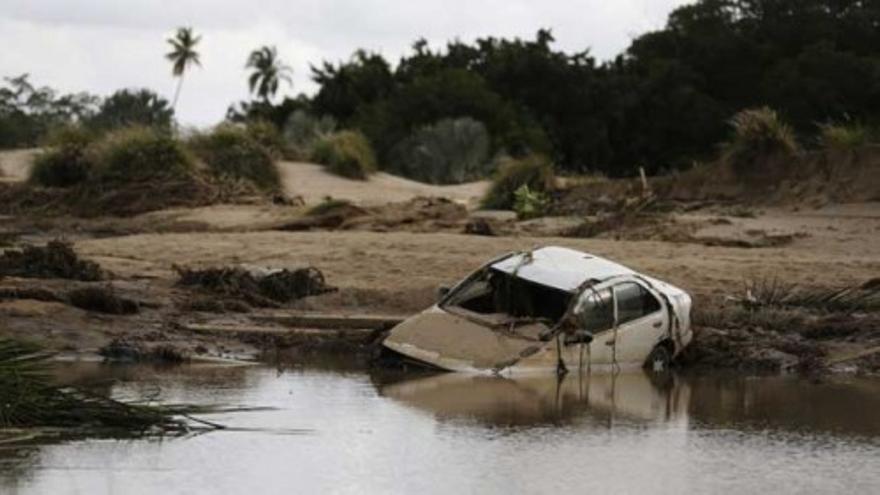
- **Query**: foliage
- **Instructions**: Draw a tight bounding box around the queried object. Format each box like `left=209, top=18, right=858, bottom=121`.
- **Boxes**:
left=388, top=117, right=491, bottom=184
left=722, top=107, right=799, bottom=174
left=282, top=110, right=337, bottom=159
left=28, top=125, right=97, bottom=187
left=481, top=154, right=555, bottom=209
left=512, top=185, right=550, bottom=220
left=246, top=46, right=293, bottom=103
left=244, top=119, right=285, bottom=157
left=311, top=130, right=377, bottom=180
left=189, top=124, right=280, bottom=190
left=818, top=122, right=872, bottom=150
left=0, top=74, right=99, bottom=149
left=92, top=126, right=195, bottom=183
left=87, top=89, right=173, bottom=131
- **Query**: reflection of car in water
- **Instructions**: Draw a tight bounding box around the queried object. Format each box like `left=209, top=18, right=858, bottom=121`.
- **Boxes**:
left=382, top=247, right=693, bottom=374
left=374, top=370, right=691, bottom=426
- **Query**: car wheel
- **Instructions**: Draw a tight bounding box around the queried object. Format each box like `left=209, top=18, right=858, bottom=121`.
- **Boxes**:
left=645, top=344, right=672, bottom=372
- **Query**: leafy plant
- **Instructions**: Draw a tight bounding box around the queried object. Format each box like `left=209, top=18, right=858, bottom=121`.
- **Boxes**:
left=388, top=117, right=491, bottom=184
left=481, top=154, right=555, bottom=210
left=722, top=107, right=799, bottom=175
left=87, top=89, right=173, bottom=131
left=512, top=185, right=550, bottom=219
left=244, top=119, right=285, bottom=158
left=311, top=130, right=377, bottom=180
left=189, top=124, right=280, bottom=190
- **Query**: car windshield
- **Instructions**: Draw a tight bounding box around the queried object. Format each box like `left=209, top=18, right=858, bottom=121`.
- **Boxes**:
left=442, top=268, right=573, bottom=324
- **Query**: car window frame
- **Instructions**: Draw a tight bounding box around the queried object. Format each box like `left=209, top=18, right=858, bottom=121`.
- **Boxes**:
left=612, top=279, right=663, bottom=326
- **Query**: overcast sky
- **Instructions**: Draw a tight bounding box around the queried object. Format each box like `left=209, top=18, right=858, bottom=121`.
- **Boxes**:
left=1, top=0, right=692, bottom=126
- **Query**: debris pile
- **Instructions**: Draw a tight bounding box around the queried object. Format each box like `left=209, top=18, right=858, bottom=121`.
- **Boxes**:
left=281, top=196, right=468, bottom=233
left=68, top=286, right=140, bottom=314
left=0, top=240, right=102, bottom=281
left=99, top=338, right=187, bottom=364
left=175, top=264, right=336, bottom=308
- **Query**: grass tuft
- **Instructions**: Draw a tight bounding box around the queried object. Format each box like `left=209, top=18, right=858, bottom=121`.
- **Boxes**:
left=481, top=154, right=555, bottom=210
left=311, top=130, right=377, bottom=180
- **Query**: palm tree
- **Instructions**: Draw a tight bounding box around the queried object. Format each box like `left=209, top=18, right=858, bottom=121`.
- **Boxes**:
left=165, top=27, right=201, bottom=110
left=246, top=46, right=292, bottom=103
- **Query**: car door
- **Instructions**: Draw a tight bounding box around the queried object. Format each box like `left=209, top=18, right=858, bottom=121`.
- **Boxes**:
left=610, top=280, right=668, bottom=364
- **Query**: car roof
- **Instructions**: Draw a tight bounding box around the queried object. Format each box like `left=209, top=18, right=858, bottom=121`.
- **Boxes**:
left=490, top=246, right=634, bottom=293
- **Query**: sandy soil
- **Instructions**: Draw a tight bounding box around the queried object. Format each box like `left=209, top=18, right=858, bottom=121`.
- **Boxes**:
left=0, top=149, right=38, bottom=182
left=278, top=161, right=488, bottom=207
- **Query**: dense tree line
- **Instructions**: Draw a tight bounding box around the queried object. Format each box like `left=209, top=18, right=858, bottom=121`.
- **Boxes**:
left=298, top=0, right=880, bottom=176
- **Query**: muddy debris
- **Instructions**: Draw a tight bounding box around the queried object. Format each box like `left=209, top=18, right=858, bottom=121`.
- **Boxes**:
left=0, top=240, right=103, bottom=281
left=99, top=338, right=187, bottom=364
left=280, top=196, right=467, bottom=233
left=175, top=264, right=336, bottom=308
left=179, top=296, right=253, bottom=313
left=68, top=286, right=140, bottom=315
left=0, top=287, right=66, bottom=303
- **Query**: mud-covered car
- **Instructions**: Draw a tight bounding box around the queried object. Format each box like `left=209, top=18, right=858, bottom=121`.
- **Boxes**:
left=382, top=246, right=692, bottom=374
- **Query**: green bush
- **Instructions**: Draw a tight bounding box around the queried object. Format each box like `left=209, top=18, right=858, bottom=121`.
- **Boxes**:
left=818, top=122, right=871, bottom=150
left=92, top=126, right=195, bottom=183
left=244, top=120, right=285, bottom=158
left=28, top=125, right=97, bottom=187
left=481, top=154, right=555, bottom=210
left=513, top=185, right=550, bottom=219
left=189, top=124, right=280, bottom=190
left=283, top=110, right=337, bottom=159
left=311, top=130, right=377, bottom=180
left=722, top=107, right=799, bottom=175
left=388, top=117, right=491, bottom=184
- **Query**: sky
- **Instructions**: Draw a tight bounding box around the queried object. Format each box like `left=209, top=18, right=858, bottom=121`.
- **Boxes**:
left=1, top=0, right=692, bottom=126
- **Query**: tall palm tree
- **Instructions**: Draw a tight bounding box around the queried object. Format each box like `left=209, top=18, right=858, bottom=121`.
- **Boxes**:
left=165, top=27, right=201, bottom=110
left=246, top=46, right=292, bottom=103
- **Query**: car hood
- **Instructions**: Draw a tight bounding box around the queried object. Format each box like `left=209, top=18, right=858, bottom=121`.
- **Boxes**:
left=382, top=306, right=547, bottom=372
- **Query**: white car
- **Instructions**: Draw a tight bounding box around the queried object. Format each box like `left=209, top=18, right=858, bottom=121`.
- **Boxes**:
left=382, top=246, right=693, bottom=374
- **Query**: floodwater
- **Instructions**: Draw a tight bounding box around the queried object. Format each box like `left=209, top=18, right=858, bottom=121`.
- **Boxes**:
left=2, top=361, right=879, bottom=494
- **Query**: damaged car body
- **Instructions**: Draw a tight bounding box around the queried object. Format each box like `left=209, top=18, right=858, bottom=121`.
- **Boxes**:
left=382, top=246, right=693, bottom=374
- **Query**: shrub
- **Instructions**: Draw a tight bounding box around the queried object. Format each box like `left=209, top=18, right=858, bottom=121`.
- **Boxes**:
left=513, top=185, right=550, bottom=219
left=28, top=125, right=96, bottom=187
left=388, top=117, right=491, bottom=184
left=722, top=107, right=798, bottom=175
left=311, top=130, right=377, bottom=180
left=244, top=119, right=285, bottom=158
left=87, top=89, right=173, bottom=131
left=481, top=154, right=555, bottom=209
left=91, top=126, right=194, bottom=183
left=283, top=110, right=337, bottom=159
left=818, top=122, right=871, bottom=150
left=189, top=124, right=280, bottom=190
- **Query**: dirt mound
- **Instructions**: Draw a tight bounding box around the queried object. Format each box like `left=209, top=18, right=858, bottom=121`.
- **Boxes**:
left=280, top=196, right=468, bottom=233
left=175, top=265, right=336, bottom=308
left=0, top=240, right=103, bottom=281
left=0, top=174, right=266, bottom=218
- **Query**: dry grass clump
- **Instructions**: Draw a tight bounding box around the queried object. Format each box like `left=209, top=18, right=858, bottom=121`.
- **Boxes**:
left=818, top=122, right=872, bottom=150
left=189, top=124, right=281, bottom=191
left=91, top=126, right=195, bottom=183
left=244, top=119, right=286, bottom=157
left=722, top=107, right=799, bottom=176
left=0, top=240, right=102, bottom=281
left=175, top=265, right=336, bottom=307
left=481, top=154, right=555, bottom=210
left=742, top=277, right=880, bottom=313
left=311, top=130, right=377, bottom=180
left=28, top=125, right=97, bottom=188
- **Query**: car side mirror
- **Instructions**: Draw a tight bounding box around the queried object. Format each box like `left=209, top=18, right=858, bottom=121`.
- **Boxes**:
left=564, top=330, right=594, bottom=346
left=437, top=285, right=451, bottom=300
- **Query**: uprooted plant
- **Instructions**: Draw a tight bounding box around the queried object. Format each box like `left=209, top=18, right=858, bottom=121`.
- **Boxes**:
left=174, top=265, right=336, bottom=308
left=740, top=277, right=880, bottom=313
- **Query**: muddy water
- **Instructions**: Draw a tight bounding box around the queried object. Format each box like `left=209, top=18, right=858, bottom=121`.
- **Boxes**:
left=2, top=362, right=879, bottom=494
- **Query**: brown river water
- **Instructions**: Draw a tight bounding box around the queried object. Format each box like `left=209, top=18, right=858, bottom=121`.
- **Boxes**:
left=1, top=361, right=879, bottom=494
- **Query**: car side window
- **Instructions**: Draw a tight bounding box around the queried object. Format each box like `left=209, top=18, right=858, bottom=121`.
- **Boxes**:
left=577, top=288, right=614, bottom=333
left=615, top=282, right=661, bottom=325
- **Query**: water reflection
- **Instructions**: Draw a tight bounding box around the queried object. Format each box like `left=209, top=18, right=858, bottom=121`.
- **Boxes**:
left=1, top=363, right=878, bottom=494
left=373, top=370, right=690, bottom=426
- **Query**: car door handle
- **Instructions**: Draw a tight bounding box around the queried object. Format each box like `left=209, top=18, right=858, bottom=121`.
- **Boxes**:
left=652, top=321, right=663, bottom=328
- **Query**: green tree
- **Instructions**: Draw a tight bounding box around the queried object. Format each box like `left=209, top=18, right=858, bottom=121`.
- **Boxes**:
left=88, top=89, right=173, bottom=130
left=246, top=46, right=293, bottom=104
left=165, top=27, right=201, bottom=110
